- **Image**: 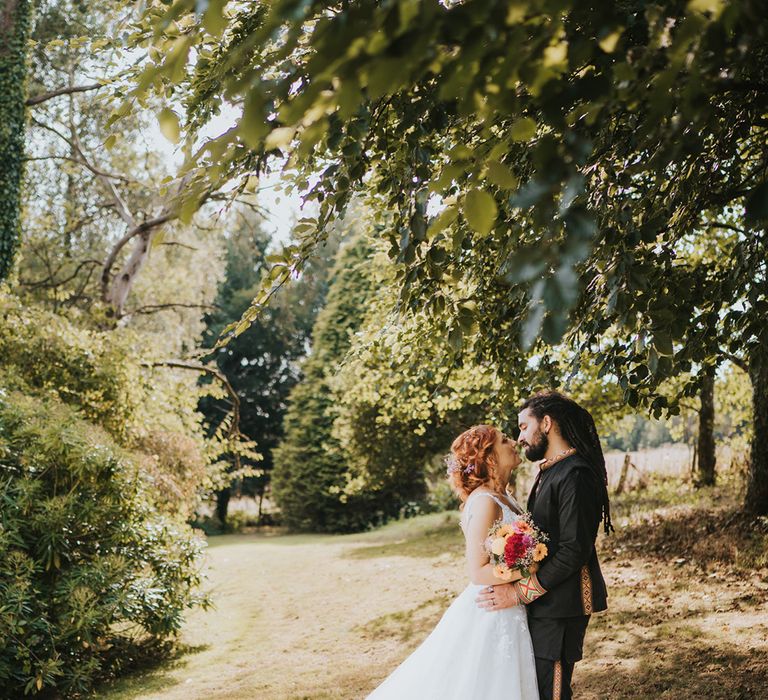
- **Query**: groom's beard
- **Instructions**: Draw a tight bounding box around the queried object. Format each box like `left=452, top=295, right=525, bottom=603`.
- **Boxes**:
left=523, top=429, right=548, bottom=462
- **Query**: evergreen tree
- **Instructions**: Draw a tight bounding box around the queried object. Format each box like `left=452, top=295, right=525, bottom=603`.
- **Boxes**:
left=272, top=233, right=399, bottom=532
left=200, top=217, right=337, bottom=524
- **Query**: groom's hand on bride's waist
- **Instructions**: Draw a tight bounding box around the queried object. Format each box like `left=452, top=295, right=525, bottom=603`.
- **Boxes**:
left=475, top=583, right=520, bottom=611
left=512, top=573, right=547, bottom=604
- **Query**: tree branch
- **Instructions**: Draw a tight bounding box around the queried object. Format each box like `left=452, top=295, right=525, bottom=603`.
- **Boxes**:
left=99, top=213, right=177, bottom=317
left=723, top=352, right=749, bottom=373
left=159, top=240, right=199, bottom=251
left=141, top=362, right=243, bottom=467
left=18, top=258, right=102, bottom=289
left=706, top=221, right=747, bottom=235
left=26, top=82, right=103, bottom=107
left=126, top=302, right=220, bottom=317
left=29, top=117, right=133, bottom=183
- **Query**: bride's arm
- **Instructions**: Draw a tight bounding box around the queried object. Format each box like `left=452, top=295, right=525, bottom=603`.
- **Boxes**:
left=463, top=497, right=524, bottom=586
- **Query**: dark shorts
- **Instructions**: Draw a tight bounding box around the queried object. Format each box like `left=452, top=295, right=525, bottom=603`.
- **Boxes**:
left=527, top=615, right=591, bottom=663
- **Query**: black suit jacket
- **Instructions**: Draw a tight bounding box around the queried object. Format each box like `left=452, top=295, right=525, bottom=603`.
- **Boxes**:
left=526, top=453, right=608, bottom=618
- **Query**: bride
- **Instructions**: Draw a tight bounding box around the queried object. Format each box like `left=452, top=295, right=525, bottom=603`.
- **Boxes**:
left=367, top=424, right=540, bottom=699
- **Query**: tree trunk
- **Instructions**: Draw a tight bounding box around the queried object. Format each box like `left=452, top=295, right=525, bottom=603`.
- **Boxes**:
left=0, top=0, right=33, bottom=281
left=215, top=486, right=231, bottom=526
left=690, top=443, right=697, bottom=480
left=745, top=360, right=768, bottom=515
left=696, top=373, right=716, bottom=487
left=108, top=229, right=153, bottom=316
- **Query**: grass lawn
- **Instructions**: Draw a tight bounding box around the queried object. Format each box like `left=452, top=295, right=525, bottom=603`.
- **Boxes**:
left=100, top=481, right=768, bottom=699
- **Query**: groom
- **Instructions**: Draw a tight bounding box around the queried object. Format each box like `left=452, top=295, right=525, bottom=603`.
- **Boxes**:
left=476, top=391, right=611, bottom=700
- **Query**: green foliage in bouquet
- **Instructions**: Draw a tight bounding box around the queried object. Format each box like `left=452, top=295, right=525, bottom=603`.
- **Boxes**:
left=0, top=390, right=207, bottom=698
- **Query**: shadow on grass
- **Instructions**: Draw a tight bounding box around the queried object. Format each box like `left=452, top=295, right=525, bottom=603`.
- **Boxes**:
left=575, top=635, right=768, bottom=699
left=603, top=503, right=768, bottom=571
left=354, top=593, right=455, bottom=644
left=97, top=642, right=209, bottom=699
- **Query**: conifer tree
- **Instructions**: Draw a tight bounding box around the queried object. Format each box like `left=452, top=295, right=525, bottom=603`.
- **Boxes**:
left=272, top=234, right=399, bottom=532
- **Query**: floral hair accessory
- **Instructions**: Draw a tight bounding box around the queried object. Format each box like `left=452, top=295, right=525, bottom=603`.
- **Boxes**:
left=444, top=455, right=477, bottom=476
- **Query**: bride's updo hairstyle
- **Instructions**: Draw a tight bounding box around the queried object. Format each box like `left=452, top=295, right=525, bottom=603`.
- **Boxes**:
left=446, top=424, right=504, bottom=502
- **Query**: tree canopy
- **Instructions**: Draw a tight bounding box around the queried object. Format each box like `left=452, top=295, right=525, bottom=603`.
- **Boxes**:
left=130, top=0, right=768, bottom=512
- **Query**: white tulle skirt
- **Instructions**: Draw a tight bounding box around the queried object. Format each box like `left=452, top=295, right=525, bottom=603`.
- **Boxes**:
left=367, top=583, right=540, bottom=699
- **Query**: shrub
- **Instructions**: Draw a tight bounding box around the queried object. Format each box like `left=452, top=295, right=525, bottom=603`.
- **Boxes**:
left=0, top=390, right=207, bottom=697
left=0, top=288, right=229, bottom=517
left=0, top=289, right=141, bottom=441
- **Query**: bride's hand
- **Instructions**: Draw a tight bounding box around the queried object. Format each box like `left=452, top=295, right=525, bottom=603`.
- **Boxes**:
left=475, top=583, right=521, bottom=611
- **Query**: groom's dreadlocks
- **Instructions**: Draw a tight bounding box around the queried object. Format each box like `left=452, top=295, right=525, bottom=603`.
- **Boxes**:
left=521, top=391, right=614, bottom=535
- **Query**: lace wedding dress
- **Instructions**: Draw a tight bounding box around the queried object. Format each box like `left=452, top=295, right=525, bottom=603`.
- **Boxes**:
left=367, top=490, right=540, bottom=699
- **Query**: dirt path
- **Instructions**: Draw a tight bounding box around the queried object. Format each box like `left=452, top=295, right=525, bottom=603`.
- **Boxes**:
left=101, top=511, right=768, bottom=699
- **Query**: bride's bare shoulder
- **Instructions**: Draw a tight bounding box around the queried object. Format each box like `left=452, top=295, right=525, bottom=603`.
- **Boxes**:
left=460, top=489, right=501, bottom=529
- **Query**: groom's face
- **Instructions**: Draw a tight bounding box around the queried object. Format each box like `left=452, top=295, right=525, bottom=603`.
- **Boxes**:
left=517, top=409, right=549, bottom=462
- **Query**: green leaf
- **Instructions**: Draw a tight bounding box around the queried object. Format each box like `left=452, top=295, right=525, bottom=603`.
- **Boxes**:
left=745, top=181, right=768, bottom=224
left=648, top=346, right=659, bottom=374
left=463, top=189, right=498, bottom=237
left=485, top=160, right=519, bottom=189
left=202, top=0, right=227, bottom=36
left=399, top=0, right=421, bottom=31
left=240, top=91, right=269, bottom=149
left=521, top=301, right=545, bottom=350
left=264, top=127, right=296, bottom=151
left=178, top=193, right=200, bottom=225
left=653, top=332, right=674, bottom=357
left=158, top=108, right=180, bottom=144
left=448, top=326, right=463, bottom=352
left=510, top=117, right=537, bottom=142
left=686, top=0, right=726, bottom=17
left=427, top=204, right=458, bottom=239
left=366, top=58, right=405, bottom=100
left=542, top=312, right=568, bottom=344
left=598, top=29, right=623, bottom=53
left=457, top=305, right=477, bottom=334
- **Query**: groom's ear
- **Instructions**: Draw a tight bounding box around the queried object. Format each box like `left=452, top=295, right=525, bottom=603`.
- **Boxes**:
left=541, top=415, right=552, bottom=434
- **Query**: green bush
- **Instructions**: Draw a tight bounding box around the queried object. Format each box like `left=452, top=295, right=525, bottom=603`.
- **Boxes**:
left=0, top=390, right=207, bottom=698
left=0, top=288, right=230, bottom=517
left=0, top=289, right=141, bottom=441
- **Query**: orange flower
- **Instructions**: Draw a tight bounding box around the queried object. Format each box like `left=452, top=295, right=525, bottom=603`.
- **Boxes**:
left=533, top=543, right=548, bottom=562
left=515, top=521, right=533, bottom=534
left=494, top=564, right=514, bottom=582
left=496, top=524, right=515, bottom=537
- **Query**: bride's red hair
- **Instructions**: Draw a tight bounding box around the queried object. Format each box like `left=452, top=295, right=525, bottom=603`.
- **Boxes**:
left=447, top=425, right=504, bottom=502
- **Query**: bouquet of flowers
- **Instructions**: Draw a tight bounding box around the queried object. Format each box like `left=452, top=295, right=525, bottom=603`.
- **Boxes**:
left=485, top=513, right=549, bottom=582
